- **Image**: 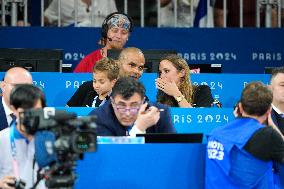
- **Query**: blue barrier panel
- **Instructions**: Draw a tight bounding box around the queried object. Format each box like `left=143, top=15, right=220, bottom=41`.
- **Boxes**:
left=171, top=108, right=234, bottom=134
left=0, top=27, right=283, bottom=73
left=139, top=73, right=270, bottom=107
left=0, top=72, right=157, bottom=106
left=75, top=144, right=205, bottom=189
left=0, top=72, right=269, bottom=107
left=191, top=73, right=270, bottom=107
left=31, top=73, right=91, bottom=106
left=57, top=107, right=234, bottom=136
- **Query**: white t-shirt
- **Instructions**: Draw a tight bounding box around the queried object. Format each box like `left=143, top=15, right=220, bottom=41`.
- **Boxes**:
left=44, top=0, right=117, bottom=27
left=0, top=127, right=45, bottom=189
left=160, top=0, right=213, bottom=27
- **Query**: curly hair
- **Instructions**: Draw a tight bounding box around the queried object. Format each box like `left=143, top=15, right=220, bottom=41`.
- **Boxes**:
left=93, top=57, right=119, bottom=81
left=157, top=54, right=193, bottom=107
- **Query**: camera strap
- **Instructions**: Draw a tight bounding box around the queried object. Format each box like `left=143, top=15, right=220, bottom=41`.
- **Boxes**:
left=10, top=123, right=20, bottom=179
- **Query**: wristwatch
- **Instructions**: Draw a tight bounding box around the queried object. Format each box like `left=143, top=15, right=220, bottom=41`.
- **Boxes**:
left=175, top=95, right=184, bottom=103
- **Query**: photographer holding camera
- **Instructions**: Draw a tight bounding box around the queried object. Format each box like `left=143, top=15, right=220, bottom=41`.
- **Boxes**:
left=0, top=84, right=46, bottom=189
left=205, top=81, right=284, bottom=188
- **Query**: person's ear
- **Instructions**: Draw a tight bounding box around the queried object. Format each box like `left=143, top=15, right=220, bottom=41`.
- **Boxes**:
left=0, top=81, right=5, bottom=92
left=266, top=106, right=272, bottom=117
left=11, top=106, right=19, bottom=119
left=267, top=84, right=272, bottom=91
left=111, top=79, right=117, bottom=87
left=238, top=103, right=244, bottom=115
left=10, top=105, right=16, bottom=113
left=179, top=69, right=186, bottom=78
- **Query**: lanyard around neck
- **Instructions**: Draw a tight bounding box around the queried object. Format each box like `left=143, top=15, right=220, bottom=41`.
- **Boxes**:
left=10, top=123, right=20, bottom=178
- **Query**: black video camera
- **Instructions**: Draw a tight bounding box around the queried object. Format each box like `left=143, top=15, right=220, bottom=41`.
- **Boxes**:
left=19, top=107, right=97, bottom=188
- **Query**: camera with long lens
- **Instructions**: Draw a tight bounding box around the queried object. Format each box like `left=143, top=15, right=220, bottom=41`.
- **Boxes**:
left=19, top=107, right=97, bottom=188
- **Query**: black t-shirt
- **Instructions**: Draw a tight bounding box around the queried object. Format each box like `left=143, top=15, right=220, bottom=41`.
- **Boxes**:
left=192, top=85, right=214, bottom=107
left=244, top=126, right=284, bottom=163
left=157, top=84, right=214, bottom=107
left=67, top=81, right=94, bottom=107
left=67, top=80, right=148, bottom=107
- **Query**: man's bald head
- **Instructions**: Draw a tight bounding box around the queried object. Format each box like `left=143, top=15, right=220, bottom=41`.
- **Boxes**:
left=1, top=67, right=33, bottom=106
left=118, top=47, right=145, bottom=80
left=118, top=47, right=144, bottom=61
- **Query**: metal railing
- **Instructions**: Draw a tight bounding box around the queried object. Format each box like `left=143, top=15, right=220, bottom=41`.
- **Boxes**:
left=256, top=0, right=281, bottom=27
left=221, top=0, right=281, bottom=27
left=0, top=0, right=282, bottom=27
left=1, top=0, right=28, bottom=26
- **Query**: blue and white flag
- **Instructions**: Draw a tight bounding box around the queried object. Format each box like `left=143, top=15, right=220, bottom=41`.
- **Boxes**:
left=194, top=0, right=214, bottom=27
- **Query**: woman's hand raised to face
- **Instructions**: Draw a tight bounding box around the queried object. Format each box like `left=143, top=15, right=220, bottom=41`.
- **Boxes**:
left=155, top=78, right=182, bottom=97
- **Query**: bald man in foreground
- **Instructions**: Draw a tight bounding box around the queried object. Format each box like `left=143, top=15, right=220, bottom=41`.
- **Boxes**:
left=0, top=67, right=33, bottom=130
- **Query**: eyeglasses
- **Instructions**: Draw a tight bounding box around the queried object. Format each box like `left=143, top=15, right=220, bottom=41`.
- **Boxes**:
left=112, top=100, right=143, bottom=115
